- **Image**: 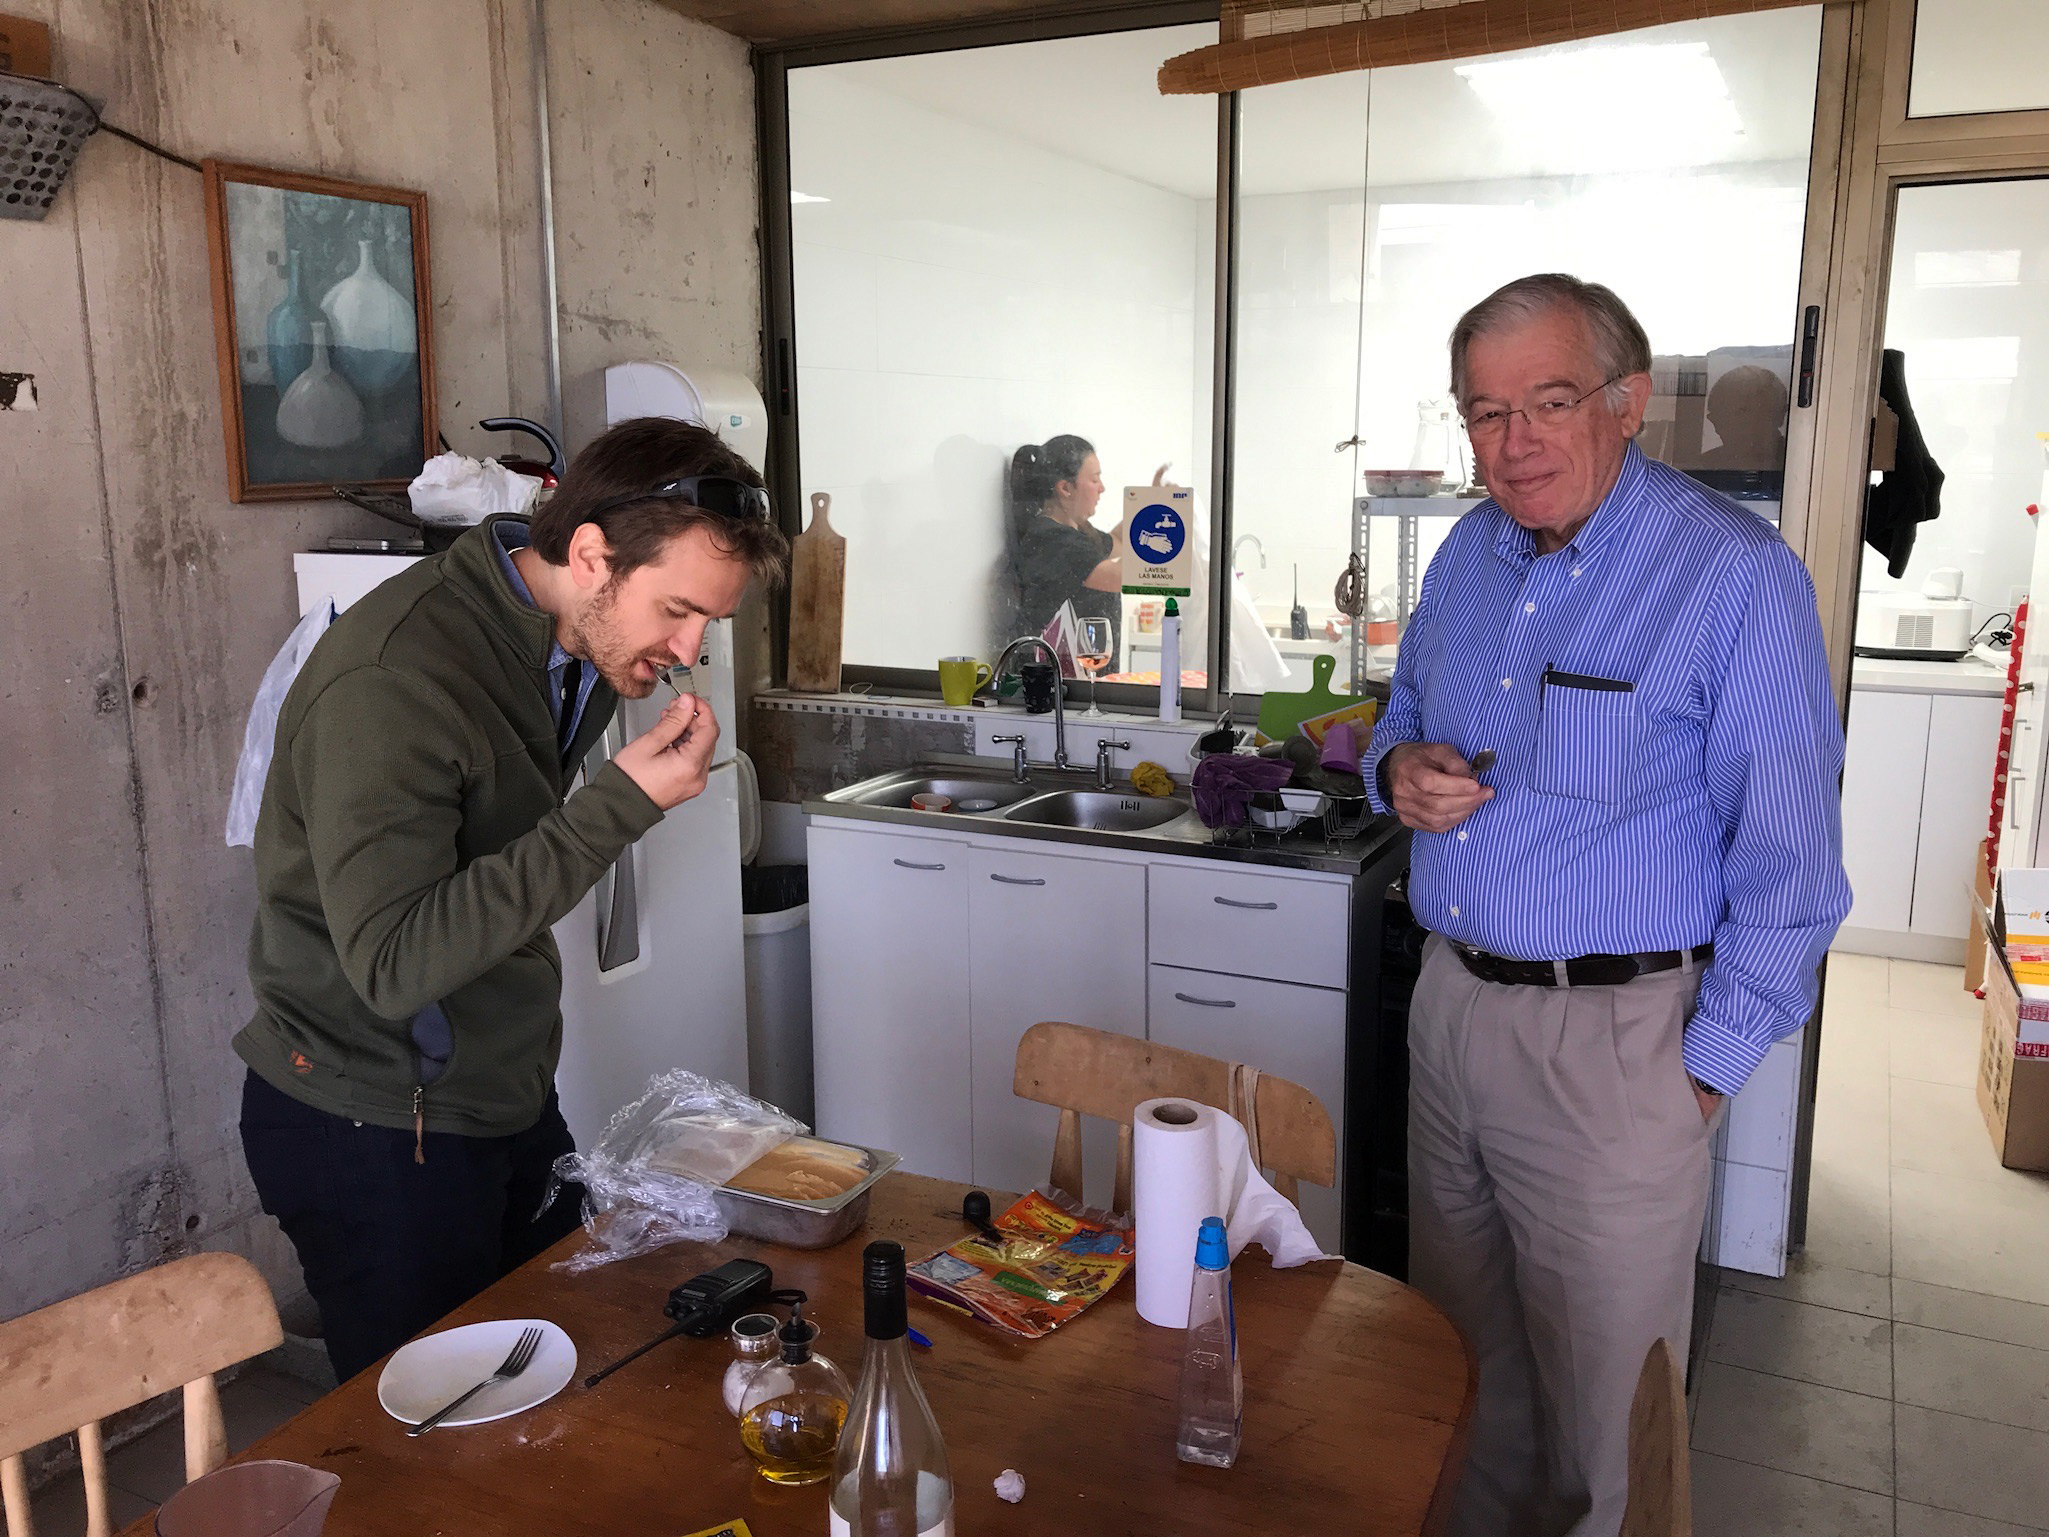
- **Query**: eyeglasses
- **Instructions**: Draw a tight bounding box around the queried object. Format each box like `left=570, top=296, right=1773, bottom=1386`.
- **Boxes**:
left=1462, top=377, right=1624, bottom=446
left=584, top=474, right=772, bottom=523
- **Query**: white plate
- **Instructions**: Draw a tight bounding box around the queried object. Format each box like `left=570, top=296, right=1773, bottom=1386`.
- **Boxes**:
left=377, top=1319, right=576, bottom=1430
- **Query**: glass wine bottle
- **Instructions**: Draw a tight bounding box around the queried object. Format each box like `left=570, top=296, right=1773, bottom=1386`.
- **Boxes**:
left=828, top=1241, right=954, bottom=1536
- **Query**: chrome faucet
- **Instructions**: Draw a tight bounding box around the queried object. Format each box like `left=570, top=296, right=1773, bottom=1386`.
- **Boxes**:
left=1095, top=738, right=1132, bottom=790
left=990, top=733, right=1029, bottom=783
left=993, top=635, right=1070, bottom=772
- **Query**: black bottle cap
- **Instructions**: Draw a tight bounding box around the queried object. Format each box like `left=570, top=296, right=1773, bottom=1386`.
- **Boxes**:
left=863, top=1240, right=908, bottom=1341
left=961, top=1190, right=992, bottom=1228
left=778, top=1295, right=815, bottom=1364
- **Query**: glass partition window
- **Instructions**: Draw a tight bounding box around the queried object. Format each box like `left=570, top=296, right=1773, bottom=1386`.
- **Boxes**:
left=786, top=25, right=1217, bottom=685
left=1229, top=8, right=1825, bottom=695
left=1871, top=178, right=2049, bottom=621
left=1909, top=0, right=2049, bottom=119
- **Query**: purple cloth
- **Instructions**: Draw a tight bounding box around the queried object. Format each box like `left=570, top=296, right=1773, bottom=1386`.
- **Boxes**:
left=1192, top=753, right=1295, bottom=829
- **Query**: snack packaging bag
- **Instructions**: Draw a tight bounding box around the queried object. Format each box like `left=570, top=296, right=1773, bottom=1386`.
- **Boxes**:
left=907, top=1188, right=1134, bottom=1340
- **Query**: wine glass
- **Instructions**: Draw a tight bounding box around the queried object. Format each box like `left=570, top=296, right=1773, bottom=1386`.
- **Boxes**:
left=1077, top=616, right=1114, bottom=719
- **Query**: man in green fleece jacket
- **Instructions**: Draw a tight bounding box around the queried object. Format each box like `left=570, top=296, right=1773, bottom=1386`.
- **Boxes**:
left=235, top=417, right=788, bottom=1382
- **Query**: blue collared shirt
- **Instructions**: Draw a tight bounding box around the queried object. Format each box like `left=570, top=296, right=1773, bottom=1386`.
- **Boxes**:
left=492, top=521, right=598, bottom=755
left=1363, top=445, right=1851, bottom=1096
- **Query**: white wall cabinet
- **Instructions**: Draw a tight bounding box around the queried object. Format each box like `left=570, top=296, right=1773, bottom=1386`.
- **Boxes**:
left=1838, top=681, right=2001, bottom=962
left=968, top=844, right=1147, bottom=1208
left=1147, top=965, right=1348, bottom=1254
left=807, top=823, right=973, bottom=1178
left=808, top=816, right=1358, bottom=1245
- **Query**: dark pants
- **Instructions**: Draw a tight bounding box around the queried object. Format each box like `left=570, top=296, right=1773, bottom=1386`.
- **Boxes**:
left=239, top=1069, right=585, bottom=1383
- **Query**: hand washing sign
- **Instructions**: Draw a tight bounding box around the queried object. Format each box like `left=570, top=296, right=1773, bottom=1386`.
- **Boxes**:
left=1120, top=485, right=1194, bottom=597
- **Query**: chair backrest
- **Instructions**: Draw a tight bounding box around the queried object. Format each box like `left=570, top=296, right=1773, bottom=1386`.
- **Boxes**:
left=0, top=1252, right=286, bottom=1537
left=1012, top=1020, right=1337, bottom=1213
left=1621, top=1336, right=1692, bottom=1537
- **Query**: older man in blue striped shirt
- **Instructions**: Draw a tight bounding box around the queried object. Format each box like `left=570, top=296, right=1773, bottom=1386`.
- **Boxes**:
left=1365, top=274, right=1850, bottom=1537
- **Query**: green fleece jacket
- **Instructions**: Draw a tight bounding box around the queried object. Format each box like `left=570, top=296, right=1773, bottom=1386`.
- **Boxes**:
left=234, top=516, right=663, bottom=1136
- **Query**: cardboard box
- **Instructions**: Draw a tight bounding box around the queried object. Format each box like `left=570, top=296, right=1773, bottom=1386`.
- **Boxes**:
left=1978, top=878, right=2049, bottom=1172
left=1965, top=840, right=1994, bottom=995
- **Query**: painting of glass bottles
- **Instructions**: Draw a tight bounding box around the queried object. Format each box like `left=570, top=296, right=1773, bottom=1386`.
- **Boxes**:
left=203, top=161, right=436, bottom=501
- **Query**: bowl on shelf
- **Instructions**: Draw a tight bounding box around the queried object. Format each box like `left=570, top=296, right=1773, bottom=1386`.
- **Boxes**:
left=1362, top=469, right=1446, bottom=498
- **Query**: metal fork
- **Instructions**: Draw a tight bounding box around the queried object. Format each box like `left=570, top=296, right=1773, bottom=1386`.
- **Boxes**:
left=407, top=1326, right=544, bottom=1436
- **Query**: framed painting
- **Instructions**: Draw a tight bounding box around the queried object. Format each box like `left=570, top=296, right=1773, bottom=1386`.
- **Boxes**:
left=202, top=160, right=436, bottom=502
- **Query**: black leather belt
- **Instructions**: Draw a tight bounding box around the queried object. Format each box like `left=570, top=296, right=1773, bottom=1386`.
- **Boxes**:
left=1449, top=940, right=1713, bottom=989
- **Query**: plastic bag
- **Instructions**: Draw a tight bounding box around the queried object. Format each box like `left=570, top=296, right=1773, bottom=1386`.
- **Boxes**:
left=407, top=452, right=538, bottom=526
left=226, top=602, right=334, bottom=847
left=549, top=1070, right=807, bottom=1272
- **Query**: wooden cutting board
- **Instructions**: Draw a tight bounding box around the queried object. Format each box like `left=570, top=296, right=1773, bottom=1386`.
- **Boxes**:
left=786, top=491, right=846, bottom=692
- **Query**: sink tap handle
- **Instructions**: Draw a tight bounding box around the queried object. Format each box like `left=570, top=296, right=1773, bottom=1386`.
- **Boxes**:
left=1095, top=737, right=1132, bottom=789
left=991, top=733, right=1029, bottom=783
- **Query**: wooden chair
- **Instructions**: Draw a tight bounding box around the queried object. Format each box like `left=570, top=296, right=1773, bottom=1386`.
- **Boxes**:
left=0, top=1252, right=286, bottom=1537
left=1621, top=1336, right=1692, bottom=1537
left=1012, top=1019, right=1337, bottom=1212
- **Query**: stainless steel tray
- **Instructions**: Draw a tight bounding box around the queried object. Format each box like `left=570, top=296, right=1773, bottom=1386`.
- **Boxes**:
left=713, top=1140, right=902, bottom=1249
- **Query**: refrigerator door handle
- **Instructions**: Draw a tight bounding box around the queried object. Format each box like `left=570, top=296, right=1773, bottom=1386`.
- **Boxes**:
left=594, top=714, right=642, bottom=971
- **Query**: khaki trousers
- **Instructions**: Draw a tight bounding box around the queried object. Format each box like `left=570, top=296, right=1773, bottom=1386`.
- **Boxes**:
left=1408, top=935, right=1712, bottom=1537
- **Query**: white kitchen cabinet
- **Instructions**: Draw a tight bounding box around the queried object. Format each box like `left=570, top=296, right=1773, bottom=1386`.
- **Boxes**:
left=808, top=824, right=972, bottom=1179
left=1842, top=689, right=1930, bottom=936
left=1147, top=964, right=1348, bottom=1256
left=1838, top=680, right=2002, bottom=961
left=968, top=845, right=1147, bottom=1207
left=1912, top=693, right=2003, bottom=937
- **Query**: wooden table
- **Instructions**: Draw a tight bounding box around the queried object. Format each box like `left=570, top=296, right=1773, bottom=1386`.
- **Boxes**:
left=172, top=1175, right=1471, bottom=1535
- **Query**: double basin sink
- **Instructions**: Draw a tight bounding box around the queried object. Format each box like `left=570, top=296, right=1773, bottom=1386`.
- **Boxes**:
left=842, top=770, right=1190, bottom=834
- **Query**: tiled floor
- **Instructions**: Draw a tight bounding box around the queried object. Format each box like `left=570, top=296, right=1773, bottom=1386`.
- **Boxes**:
left=1694, top=953, right=2049, bottom=1536
left=28, top=1366, right=320, bottom=1536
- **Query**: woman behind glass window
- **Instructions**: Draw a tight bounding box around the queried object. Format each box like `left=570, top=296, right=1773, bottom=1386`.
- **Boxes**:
left=1008, top=434, right=1123, bottom=657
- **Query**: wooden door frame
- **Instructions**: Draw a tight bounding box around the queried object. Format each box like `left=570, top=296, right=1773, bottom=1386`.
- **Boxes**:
left=1788, top=0, right=2049, bottom=1256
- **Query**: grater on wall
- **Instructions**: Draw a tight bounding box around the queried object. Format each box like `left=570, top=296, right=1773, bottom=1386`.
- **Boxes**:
left=0, top=69, right=99, bottom=222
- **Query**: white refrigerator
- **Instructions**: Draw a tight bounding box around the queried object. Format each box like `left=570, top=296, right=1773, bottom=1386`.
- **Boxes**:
left=551, top=622, right=749, bottom=1149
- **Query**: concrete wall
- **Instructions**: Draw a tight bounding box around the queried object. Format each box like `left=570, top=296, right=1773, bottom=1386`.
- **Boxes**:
left=0, top=0, right=760, bottom=1324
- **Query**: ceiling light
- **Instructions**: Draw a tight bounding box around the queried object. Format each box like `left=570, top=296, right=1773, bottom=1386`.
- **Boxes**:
left=1455, top=41, right=1744, bottom=170
left=790, top=191, right=830, bottom=204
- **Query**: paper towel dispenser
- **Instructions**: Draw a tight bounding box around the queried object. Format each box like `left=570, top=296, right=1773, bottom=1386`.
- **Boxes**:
left=604, top=361, right=768, bottom=473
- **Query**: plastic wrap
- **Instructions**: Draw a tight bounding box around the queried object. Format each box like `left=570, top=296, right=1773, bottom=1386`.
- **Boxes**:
left=549, top=1070, right=806, bottom=1272
left=226, top=602, right=334, bottom=847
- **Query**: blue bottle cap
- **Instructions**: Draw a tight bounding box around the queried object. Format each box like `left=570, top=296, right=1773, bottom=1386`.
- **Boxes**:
left=1194, top=1215, right=1228, bottom=1270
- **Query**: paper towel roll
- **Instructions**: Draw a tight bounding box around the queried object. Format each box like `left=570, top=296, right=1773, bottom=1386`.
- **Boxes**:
left=1134, top=1097, right=1233, bottom=1327
left=1134, top=1095, right=1339, bottom=1328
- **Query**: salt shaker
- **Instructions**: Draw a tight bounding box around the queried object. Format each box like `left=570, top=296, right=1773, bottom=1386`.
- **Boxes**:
left=722, top=1312, right=782, bottom=1416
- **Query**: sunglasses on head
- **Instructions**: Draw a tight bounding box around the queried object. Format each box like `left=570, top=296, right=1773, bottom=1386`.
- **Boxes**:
left=584, top=474, right=772, bottom=523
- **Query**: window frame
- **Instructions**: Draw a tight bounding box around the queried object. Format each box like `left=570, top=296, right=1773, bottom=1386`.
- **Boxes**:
left=757, top=4, right=1235, bottom=714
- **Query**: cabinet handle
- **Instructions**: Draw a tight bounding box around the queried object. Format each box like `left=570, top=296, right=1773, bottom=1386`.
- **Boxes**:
left=989, top=874, right=1047, bottom=886
left=1173, top=992, right=1238, bottom=1009
left=1213, top=896, right=1279, bottom=911
left=892, top=858, right=947, bottom=871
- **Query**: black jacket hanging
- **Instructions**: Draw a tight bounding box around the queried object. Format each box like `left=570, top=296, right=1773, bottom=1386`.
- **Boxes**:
left=1864, top=348, right=1945, bottom=578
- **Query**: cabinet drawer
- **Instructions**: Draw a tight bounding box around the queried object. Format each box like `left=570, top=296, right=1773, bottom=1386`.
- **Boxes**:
left=1147, top=964, right=1347, bottom=1253
left=1148, top=863, right=1348, bottom=987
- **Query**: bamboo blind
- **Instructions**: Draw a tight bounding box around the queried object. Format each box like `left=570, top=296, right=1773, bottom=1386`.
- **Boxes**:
left=1164, top=0, right=1855, bottom=93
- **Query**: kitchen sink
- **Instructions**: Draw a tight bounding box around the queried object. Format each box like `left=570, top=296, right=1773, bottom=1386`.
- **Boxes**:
left=1004, top=790, right=1190, bottom=832
left=848, top=775, right=1037, bottom=813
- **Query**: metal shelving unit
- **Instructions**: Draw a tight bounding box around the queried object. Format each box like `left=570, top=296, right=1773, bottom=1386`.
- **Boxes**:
left=1347, top=495, right=1486, bottom=691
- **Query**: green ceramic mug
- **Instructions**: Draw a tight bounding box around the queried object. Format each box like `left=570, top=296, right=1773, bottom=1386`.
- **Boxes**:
left=939, top=655, right=993, bottom=707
